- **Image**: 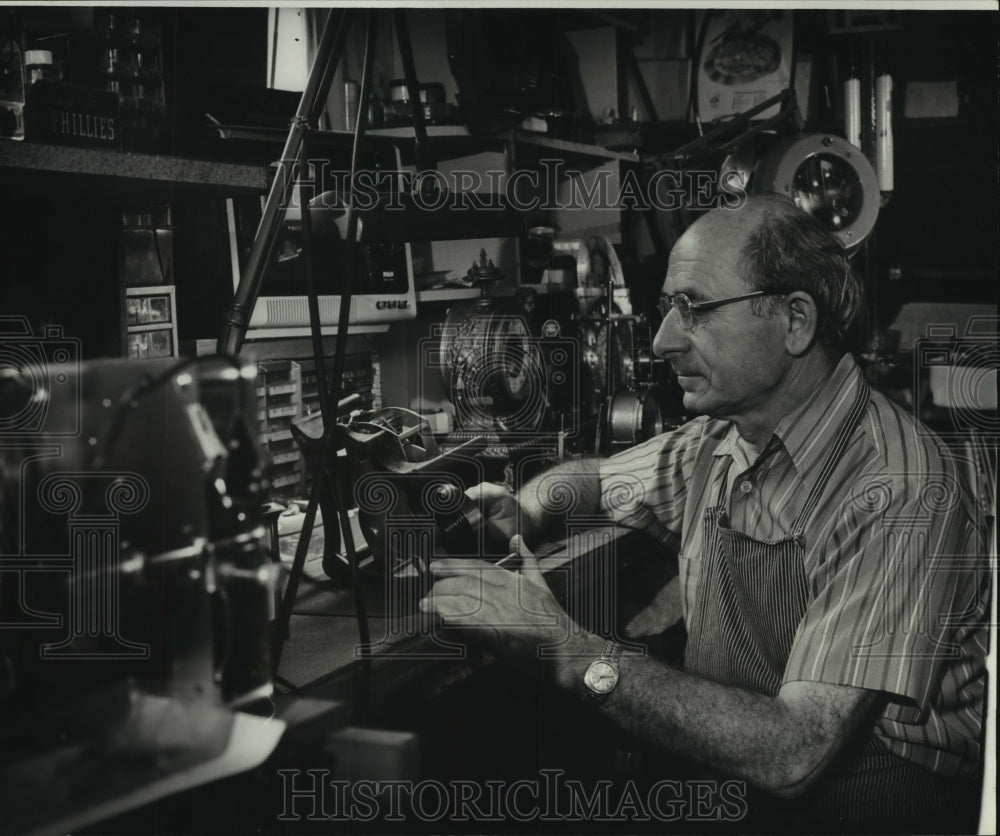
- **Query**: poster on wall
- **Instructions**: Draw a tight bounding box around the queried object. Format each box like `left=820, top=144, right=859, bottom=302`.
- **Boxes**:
left=696, top=9, right=794, bottom=122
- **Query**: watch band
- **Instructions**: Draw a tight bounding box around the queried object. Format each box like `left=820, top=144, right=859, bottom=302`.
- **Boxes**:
left=601, top=641, right=623, bottom=664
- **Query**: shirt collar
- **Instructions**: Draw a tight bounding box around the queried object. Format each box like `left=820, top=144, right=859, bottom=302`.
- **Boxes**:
left=712, top=354, right=865, bottom=476
left=773, top=353, right=866, bottom=475
left=712, top=424, right=752, bottom=467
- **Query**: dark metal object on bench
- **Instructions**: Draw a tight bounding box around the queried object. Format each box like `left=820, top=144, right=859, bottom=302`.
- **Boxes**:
left=292, top=406, right=493, bottom=587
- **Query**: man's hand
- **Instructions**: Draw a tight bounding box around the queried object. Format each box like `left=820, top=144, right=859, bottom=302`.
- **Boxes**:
left=419, top=535, right=575, bottom=663
left=464, top=459, right=604, bottom=550
left=465, top=482, right=522, bottom=546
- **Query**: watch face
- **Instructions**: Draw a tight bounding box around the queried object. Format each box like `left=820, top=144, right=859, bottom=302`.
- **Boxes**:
left=585, top=660, right=619, bottom=694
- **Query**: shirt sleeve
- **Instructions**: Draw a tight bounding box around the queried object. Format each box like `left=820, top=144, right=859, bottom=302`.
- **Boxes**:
left=783, top=461, right=990, bottom=723
left=597, top=417, right=707, bottom=541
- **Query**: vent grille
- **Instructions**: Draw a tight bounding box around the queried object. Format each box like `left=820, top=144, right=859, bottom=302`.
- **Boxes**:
left=265, top=297, right=342, bottom=326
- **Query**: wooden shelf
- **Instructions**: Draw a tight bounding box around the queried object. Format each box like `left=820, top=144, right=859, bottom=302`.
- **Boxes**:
left=368, top=126, right=475, bottom=139
left=0, top=141, right=270, bottom=203
left=313, top=125, right=507, bottom=166
left=415, top=284, right=566, bottom=305
left=415, top=288, right=482, bottom=303
left=517, top=282, right=576, bottom=295
left=511, top=131, right=641, bottom=166
left=367, top=125, right=638, bottom=167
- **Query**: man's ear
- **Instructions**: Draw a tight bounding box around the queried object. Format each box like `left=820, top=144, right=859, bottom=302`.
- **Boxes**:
left=783, top=291, right=819, bottom=356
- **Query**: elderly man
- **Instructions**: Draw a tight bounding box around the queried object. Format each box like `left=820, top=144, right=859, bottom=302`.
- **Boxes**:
left=420, top=196, right=989, bottom=832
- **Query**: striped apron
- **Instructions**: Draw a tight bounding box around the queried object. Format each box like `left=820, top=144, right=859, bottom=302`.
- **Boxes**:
left=681, top=385, right=981, bottom=833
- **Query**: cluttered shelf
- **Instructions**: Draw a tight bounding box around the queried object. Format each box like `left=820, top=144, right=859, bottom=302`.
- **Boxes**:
left=0, top=125, right=649, bottom=205
left=0, top=140, right=271, bottom=202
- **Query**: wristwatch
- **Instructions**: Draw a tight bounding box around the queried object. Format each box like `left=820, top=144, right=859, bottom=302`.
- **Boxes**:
left=583, top=641, right=622, bottom=704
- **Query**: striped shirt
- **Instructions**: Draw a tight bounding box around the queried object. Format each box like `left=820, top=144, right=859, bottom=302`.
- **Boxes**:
left=599, top=354, right=990, bottom=779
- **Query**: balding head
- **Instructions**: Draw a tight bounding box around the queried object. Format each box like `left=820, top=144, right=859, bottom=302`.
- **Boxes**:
left=684, top=193, right=802, bottom=247
left=675, top=195, right=866, bottom=354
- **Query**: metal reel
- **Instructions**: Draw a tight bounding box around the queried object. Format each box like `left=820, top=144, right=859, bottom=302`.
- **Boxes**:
left=578, top=296, right=636, bottom=434
left=608, top=389, right=664, bottom=449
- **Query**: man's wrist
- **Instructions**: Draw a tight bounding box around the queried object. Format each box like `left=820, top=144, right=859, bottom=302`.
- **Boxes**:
left=552, top=631, right=610, bottom=697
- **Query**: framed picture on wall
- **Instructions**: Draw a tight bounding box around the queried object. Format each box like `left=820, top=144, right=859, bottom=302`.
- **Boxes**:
left=125, top=284, right=179, bottom=359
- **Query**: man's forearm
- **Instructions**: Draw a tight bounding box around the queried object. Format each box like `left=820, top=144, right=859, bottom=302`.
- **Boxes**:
left=515, top=458, right=603, bottom=546
left=555, top=632, right=880, bottom=798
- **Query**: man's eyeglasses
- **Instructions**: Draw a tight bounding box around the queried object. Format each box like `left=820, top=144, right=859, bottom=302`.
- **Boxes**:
left=657, top=291, right=780, bottom=330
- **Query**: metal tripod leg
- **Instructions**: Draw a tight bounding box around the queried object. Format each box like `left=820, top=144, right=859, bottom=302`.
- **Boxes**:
left=218, top=8, right=354, bottom=358
left=272, top=11, right=380, bottom=679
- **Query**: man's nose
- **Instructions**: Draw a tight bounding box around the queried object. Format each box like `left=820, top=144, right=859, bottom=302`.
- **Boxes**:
left=652, top=307, right=687, bottom=358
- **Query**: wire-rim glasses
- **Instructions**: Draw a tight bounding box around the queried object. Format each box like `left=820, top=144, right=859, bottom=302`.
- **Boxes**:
left=657, top=290, right=780, bottom=330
